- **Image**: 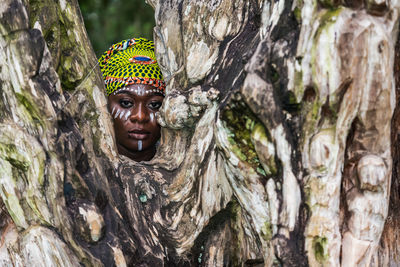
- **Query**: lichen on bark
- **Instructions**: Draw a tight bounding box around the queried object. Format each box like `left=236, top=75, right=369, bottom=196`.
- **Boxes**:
left=0, top=0, right=400, bottom=265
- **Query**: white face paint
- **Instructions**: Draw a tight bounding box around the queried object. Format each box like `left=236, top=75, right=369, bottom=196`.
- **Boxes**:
left=137, top=85, right=146, bottom=96
left=111, top=105, right=132, bottom=122
left=119, top=110, right=126, bottom=120
left=114, top=109, right=121, bottom=119
left=110, top=86, right=164, bottom=125
left=113, top=86, right=164, bottom=96
left=138, top=140, right=143, bottom=151
left=124, top=110, right=131, bottom=121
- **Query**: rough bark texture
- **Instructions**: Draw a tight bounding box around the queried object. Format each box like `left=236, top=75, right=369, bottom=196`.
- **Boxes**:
left=0, top=0, right=399, bottom=266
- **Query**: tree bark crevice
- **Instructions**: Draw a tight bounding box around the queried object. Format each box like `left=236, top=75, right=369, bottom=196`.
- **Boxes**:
left=1, top=0, right=399, bottom=265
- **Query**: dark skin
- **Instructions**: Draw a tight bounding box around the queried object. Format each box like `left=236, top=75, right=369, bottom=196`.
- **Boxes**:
left=108, top=84, right=164, bottom=161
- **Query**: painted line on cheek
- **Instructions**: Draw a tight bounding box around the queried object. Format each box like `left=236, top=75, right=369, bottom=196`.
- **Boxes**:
left=124, top=110, right=131, bottom=121
left=114, top=109, right=121, bottom=119
left=138, top=140, right=142, bottom=151
left=111, top=107, right=116, bottom=117
left=150, top=112, right=154, bottom=122
left=119, top=110, right=126, bottom=120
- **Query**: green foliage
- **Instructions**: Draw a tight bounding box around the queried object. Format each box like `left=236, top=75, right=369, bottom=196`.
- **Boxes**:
left=78, top=0, right=156, bottom=56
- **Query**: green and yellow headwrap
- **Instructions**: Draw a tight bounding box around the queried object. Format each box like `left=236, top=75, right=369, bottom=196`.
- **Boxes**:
left=98, top=37, right=165, bottom=96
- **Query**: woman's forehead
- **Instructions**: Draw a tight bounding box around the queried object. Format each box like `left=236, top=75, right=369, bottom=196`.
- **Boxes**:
left=112, top=89, right=164, bottom=97
left=111, top=84, right=161, bottom=95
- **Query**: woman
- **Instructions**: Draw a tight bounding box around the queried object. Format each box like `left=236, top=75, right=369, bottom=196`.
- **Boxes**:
left=99, top=38, right=165, bottom=161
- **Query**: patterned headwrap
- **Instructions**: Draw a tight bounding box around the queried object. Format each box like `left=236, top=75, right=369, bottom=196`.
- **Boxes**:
left=98, top=37, right=165, bottom=96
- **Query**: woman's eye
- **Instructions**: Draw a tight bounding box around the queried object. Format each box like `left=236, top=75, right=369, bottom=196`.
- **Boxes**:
left=148, top=101, right=162, bottom=110
left=119, top=99, right=133, bottom=108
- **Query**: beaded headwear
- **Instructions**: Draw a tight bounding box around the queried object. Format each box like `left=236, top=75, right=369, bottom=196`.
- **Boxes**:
left=98, top=38, right=165, bottom=96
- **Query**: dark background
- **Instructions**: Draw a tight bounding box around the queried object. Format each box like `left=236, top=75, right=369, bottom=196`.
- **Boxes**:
left=78, top=0, right=156, bottom=57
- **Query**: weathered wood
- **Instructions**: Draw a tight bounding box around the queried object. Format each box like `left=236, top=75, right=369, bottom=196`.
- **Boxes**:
left=0, top=0, right=137, bottom=265
left=0, top=0, right=399, bottom=266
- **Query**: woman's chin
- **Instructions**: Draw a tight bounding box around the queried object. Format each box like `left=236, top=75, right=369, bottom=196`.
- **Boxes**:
left=117, top=142, right=156, bottom=159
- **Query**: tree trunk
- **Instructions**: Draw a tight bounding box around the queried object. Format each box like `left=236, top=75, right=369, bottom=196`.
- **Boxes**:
left=0, top=0, right=399, bottom=266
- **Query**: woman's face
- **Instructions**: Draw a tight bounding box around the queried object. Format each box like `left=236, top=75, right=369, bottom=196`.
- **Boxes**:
left=108, top=84, right=164, bottom=161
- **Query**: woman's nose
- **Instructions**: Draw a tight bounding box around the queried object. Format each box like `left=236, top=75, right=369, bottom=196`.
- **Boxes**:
left=129, top=103, right=148, bottom=122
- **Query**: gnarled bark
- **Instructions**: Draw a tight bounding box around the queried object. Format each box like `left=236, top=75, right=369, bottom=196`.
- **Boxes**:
left=0, top=0, right=399, bottom=266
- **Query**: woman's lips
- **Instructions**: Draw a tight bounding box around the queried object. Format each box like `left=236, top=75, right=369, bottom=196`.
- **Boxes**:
left=128, top=129, right=150, bottom=140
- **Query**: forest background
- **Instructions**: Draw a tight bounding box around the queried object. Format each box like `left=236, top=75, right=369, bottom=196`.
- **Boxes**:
left=78, top=0, right=155, bottom=56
